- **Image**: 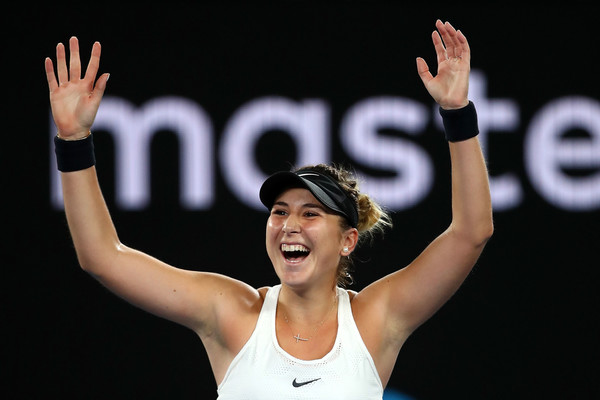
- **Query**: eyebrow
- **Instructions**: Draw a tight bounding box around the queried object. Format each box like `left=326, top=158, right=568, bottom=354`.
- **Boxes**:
left=272, top=201, right=327, bottom=211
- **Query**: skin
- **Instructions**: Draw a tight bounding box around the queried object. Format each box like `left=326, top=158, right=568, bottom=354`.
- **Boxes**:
left=45, top=19, right=493, bottom=388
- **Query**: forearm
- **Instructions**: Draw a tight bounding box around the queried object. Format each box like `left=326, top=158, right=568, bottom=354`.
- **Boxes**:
left=61, top=166, right=121, bottom=272
left=448, top=137, right=493, bottom=245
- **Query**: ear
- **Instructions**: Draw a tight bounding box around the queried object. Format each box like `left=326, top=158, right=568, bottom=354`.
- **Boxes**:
left=341, top=228, right=359, bottom=256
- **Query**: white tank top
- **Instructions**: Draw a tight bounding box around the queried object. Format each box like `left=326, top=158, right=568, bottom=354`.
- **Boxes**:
left=217, top=284, right=383, bottom=400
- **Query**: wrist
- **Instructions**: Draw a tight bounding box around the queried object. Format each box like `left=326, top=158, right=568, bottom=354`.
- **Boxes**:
left=56, top=130, right=92, bottom=141
left=439, top=99, right=470, bottom=111
left=439, top=101, right=479, bottom=142
left=54, top=132, right=96, bottom=172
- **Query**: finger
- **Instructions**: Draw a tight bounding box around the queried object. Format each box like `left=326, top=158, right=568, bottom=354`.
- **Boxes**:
left=69, top=37, right=81, bottom=81
left=90, top=73, right=110, bottom=106
left=432, top=31, right=446, bottom=66
left=434, top=19, right=450, bottom=59
left=456, top=30, right=471, bottom=62
left=441, top=21, right=459, bottom=59
left=45, top=57, right=58, bottom=92
left=416, top=57, right=433, bottom=86
left=56, top=42, right=68, bottom=85
left=83, top=41, right=102, bottom=85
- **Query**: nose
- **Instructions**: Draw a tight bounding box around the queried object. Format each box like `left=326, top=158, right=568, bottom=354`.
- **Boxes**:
left=282, top=214, right=301, bottom=234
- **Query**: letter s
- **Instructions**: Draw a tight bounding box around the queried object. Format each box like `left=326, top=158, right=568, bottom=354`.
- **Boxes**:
left=340, top=97, right=432, bottom=210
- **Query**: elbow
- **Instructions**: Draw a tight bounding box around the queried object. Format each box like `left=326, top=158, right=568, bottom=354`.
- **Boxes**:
left=75, top=240, right=122, bottom=275
left=78, top=255, right=98, bottom=274
left=477, top=222, right=494, bottom=247
left=77, top=253, right=100, bottom=275
left=451, top=218, right=494, bottom=248
left=473, top=218, right=494, bottom=248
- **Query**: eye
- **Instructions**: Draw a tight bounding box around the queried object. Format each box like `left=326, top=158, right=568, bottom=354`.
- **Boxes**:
left=271, top=208, right=287, bottom=216
left=304, top=210, right=319, bottom=217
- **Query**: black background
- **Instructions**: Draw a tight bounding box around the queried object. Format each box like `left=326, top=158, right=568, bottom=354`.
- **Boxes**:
left=4, top=4, right=599, bottom=399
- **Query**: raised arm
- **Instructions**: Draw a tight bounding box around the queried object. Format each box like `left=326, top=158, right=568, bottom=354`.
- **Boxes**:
left=356, top=20, right=493, bottom=358
left=45, top=38, right=259, bottom=341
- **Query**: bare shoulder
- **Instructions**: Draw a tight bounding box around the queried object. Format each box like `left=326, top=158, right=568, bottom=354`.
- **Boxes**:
left=181, top=272, right=265, bottom=333
left=199, top=278, right=267, bottom=347
left=201, top=282, right=271, bottom=384
left=257, top=286, right=270, bottom=299
left=204, top=274, right=265, bottom=312
left=348, top=280, right=408, bottom=386
left=347, top=279, right=400, bottom=339
left=346, top=289, right=358, bottom=301
left=189, top=271, right=257, bottom=296
left=347, top=286, right=387, bottom=326
left=349, top=277, right=395, bottom=310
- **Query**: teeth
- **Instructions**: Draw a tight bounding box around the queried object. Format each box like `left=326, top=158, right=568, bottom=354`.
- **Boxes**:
left=281, top=244, right=309, bottom=252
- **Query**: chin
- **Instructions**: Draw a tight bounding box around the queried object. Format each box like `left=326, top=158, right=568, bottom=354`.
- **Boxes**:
left=277, top=266, right=312, bottom=288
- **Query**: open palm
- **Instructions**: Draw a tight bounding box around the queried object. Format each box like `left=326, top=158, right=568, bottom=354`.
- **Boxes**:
left=416, top=20, right=470, bottom=110
left=45, top=37, right=109, bottom=139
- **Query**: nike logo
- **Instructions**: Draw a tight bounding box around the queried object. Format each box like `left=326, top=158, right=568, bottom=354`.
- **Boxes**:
left=292, top=378, right=321, bottom=387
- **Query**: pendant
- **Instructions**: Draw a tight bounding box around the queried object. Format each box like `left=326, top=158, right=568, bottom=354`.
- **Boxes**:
left=293, top=333, right=309, bottom=343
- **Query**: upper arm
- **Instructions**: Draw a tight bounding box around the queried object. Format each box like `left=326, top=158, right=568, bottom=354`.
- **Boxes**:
left=88, top=243, right=259, bottom=334
left=358, top=225, right=490, bottom=337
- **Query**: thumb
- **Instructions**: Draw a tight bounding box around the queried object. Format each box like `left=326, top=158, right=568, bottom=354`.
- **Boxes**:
left=416, top=57, right=433, bottom=87
left=90, top=73, right=110, bottom=105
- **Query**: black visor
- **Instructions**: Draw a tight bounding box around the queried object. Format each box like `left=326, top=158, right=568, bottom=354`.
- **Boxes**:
left=259, top=169, right=358, bottom=228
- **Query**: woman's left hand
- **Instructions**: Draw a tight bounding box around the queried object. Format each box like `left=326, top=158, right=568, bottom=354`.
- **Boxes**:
left=416, top=20, right=470, bottom=110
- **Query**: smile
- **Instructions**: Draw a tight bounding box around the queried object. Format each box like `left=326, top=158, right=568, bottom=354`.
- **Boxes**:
left=281, top=243, right=310, bottom=262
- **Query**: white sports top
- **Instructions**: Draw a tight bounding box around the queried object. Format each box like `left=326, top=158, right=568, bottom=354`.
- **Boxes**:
left=216, top=284, right=383, bottom=400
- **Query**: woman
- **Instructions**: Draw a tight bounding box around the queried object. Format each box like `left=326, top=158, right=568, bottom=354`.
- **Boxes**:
left=45, top=19, right=492, bottom=399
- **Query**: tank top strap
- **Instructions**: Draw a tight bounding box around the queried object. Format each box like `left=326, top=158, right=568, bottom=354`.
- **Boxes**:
left=264, top=284, right=282, bottom=310
left=335, top=286, right=352, bottom=327
left=261, top=284, right=281, bottom=343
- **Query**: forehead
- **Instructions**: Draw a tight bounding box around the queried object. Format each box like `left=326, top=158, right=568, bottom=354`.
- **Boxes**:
left=273, top=188, right=346, bottom=226
left=274, top=187, right=320, bottom=205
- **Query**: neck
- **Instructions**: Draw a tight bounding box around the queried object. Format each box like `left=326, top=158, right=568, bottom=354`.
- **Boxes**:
left=278, top=284, right=338, bottom=324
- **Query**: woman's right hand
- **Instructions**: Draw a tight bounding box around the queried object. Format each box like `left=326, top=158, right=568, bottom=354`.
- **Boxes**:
left=45, top=37, right=109, bottom=139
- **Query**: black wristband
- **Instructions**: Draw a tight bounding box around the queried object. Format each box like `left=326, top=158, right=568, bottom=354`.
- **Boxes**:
left=439, top=101, right=479, bottom=142
left=54, top=133, right=96, bottom=172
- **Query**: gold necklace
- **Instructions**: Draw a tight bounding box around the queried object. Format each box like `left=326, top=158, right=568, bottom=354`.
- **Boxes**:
left=281, top=295, right=338, bottom=343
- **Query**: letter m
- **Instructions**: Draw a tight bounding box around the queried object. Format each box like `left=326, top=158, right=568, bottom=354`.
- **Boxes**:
left=50, top=96, right=214, bottom=210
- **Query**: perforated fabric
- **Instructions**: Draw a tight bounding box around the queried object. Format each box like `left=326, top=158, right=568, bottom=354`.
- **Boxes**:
left=216, top=285, right=383, bottom=400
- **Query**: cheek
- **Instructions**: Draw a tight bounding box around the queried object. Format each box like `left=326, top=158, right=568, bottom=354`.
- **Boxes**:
left=266, top=217, right=281, bottom=235
left=305, top=225, right=341, bottom=249
left=265, top=218, right=281, bottom=246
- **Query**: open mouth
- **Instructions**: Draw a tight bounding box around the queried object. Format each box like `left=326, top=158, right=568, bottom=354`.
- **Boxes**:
left=281, top=243, right=310, bottom=262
